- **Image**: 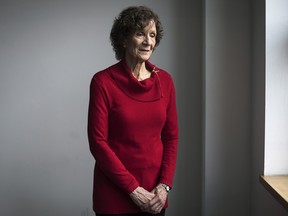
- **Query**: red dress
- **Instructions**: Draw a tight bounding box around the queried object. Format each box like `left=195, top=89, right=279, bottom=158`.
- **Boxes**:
left=88, top=60, right=178, bottom=214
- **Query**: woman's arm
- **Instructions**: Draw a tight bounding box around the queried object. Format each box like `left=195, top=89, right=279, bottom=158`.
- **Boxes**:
left=143, top=77, right=178, bottom=214
left=88, top=75, right=139, bottom=194
left=159, top=78, right=179, bottom=189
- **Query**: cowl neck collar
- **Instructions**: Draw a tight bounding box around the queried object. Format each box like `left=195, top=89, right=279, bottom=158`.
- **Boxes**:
left=111, top=60, right=162, bottom=102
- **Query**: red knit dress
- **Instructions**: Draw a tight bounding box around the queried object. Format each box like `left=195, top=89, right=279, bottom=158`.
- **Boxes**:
left=88, top=60, right=178, bottom=214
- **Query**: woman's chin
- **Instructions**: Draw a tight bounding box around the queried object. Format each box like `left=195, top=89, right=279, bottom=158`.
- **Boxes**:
left=138, top=54, right=152, bottom=62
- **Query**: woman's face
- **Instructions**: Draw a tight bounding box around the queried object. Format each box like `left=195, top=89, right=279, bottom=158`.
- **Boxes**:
left=124, top=20, right=157, bottom=64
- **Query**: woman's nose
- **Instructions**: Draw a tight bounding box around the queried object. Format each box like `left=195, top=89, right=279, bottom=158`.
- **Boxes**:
left=143, top=35, right=151, bottom=44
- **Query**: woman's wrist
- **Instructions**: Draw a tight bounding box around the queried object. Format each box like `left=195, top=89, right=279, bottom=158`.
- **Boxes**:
left=159, top=183, right=171, bottom=193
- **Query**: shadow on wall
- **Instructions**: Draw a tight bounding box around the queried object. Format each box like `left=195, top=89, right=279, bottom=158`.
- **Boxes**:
left=167, top=1, right=203, bottom=216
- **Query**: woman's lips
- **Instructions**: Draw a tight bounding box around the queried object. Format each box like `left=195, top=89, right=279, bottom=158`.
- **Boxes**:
left=139, top=49, right=150, bottom=52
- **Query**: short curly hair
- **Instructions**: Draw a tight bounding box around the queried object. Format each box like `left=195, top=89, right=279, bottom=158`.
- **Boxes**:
left=110, top=6, right=164, bottom=60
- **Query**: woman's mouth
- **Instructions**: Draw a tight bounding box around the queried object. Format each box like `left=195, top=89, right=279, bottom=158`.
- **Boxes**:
left=139, top=49, right=150, bottom=52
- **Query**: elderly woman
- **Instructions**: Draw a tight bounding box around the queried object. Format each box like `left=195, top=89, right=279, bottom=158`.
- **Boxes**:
left=88, top=6, right=178, bottom=216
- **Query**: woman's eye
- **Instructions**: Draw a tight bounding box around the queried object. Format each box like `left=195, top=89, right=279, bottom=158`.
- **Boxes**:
left=136, top=32, right=144, bottom=36
left=150, top=33, right=156, bottom=38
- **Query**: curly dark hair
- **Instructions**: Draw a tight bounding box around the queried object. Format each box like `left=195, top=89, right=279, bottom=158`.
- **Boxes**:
left=110, top=6, right=164, bottom=60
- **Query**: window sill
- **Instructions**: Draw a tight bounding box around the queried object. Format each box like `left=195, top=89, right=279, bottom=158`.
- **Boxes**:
left=260, top=175, right=288, bottom=211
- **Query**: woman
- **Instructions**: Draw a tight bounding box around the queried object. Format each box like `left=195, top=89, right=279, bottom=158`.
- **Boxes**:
left=88, top=6, right=178, bottom=216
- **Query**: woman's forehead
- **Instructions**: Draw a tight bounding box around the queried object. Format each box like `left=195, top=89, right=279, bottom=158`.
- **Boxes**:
left=139, top=20, right=156, bottom=31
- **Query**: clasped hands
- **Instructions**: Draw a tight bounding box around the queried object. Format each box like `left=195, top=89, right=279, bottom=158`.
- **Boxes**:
left=129, top=184, right=168, bottom=214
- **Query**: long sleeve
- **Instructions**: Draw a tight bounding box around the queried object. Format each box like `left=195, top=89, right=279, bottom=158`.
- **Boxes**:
left=87, top=75, right=139, bottom=194
left=160, top=79, right=179, bottom=187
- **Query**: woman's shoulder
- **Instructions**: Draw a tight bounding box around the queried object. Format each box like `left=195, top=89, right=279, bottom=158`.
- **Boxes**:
left=156, top=67, right=175, bottom=87
left=91, top=62, right=120, bottom=84
left=159, top=69, right=173, bottom=80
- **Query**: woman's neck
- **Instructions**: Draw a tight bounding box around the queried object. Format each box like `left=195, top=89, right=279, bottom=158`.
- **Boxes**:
left=125, top=58, right=150, bottom=81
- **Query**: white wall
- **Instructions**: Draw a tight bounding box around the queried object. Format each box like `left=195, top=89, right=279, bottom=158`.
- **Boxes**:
left=0, top=0, right=203, bottom=216
left=265, top=0, right=288, bottom=175
left=0, top=1, right=111, bottom=215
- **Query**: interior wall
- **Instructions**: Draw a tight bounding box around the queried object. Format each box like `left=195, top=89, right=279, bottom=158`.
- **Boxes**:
left=203, top=0, right=288, bottom=215
left=169, top=0, right=203, bottom=215
left=204, top=0, right=252, bottom=215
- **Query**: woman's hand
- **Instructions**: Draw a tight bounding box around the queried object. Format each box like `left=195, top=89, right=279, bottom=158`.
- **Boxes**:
left=129, top=187, right=155, bottom=210
left=142, top=184, right=168, bottom=214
